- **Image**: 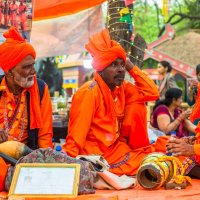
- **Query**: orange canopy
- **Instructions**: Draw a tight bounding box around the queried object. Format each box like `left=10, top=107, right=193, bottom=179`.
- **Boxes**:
left=34, top=0, right=107, bottom=21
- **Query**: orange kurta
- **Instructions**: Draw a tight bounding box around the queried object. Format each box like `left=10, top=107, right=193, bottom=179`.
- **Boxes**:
left=63, top=66, right=167, bottom=175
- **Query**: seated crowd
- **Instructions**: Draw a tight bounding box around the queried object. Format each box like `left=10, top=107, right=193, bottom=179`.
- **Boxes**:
left=0, top=27, right=200, bottom=192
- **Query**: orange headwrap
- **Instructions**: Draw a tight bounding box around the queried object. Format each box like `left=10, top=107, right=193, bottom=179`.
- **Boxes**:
left=85, top=29, right=126, bottom=71
left=0, top=27, right=36, bottom=72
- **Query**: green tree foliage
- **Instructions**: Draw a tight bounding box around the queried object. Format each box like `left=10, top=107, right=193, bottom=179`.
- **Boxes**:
left=133, top=0, right=200, bottom=43
left=183, top=0, right=200, bottom=29
left=133, top=1, right=160, bottom=43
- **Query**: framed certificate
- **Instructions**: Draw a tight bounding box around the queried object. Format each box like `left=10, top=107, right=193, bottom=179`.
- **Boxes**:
left=8, top=163, right=80, bottom=199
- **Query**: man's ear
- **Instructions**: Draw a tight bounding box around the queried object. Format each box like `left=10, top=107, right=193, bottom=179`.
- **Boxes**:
left=98, top=71, right=103, bottom=77
left=6, top=70, right=14, bottom=77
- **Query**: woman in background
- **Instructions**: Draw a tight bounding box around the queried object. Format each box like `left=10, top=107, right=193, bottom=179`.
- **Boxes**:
left=157, top=60, right=178, bottom=100
left=151, top=88, right=196, bottom=137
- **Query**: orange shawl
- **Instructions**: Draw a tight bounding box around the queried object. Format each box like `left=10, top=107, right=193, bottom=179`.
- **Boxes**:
left=0, top=158, right=8, bottom=191
left=190, top=83, right=200, bottom=122
left=94, top=72, right=125, bottom=119
left=28, top=76, right=43, bottom=129
left=85, top=29, right=126, bottom=71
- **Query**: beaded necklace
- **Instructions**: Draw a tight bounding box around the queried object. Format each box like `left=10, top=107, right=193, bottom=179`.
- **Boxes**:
left=3, top=92, right=27, bottom=141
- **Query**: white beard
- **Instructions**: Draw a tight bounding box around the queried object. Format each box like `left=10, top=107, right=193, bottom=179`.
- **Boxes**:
left=14, top=72, right=35, bottom=88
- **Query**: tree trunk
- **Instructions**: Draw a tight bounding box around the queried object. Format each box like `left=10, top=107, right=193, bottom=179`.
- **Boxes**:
left=106, top=0, right=147, bottom=68
left=107, top=0, right=131, bottom=50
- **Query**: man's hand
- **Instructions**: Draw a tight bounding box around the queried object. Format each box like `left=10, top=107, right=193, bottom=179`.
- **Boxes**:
left=166, top=139, right=195, bottom=157
left=125, top=58, right=134, bottom=71
left=0, top=128, right=8, bottom=143
left=181, top=136, right=196, bottom=145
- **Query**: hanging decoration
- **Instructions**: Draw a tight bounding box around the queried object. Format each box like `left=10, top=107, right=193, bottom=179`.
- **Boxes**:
left=107, top=0, right=146, bottom=68
left=119, top=7, right=133, bottom=32
left=55, top=55, right=68, bottom=64
left=107, top=1, right=134, bottom=39
left=162, top=0, right=170, bottom=22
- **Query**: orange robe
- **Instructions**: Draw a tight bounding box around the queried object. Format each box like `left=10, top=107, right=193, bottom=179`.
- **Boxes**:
left=63, top=66, right=168, bottom=175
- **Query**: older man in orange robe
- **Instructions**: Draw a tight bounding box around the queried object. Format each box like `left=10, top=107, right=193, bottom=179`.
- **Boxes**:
left=63, top=29, right=168, bottom=176
left=0, top=27, right=53, bottom=148
left=0, top=27, right=53, bottom=191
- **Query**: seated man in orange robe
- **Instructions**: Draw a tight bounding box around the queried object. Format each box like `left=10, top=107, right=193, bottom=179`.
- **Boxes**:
left=0, top=27, right=53, bottom=191
left=63, top=29, right=168, bottom=176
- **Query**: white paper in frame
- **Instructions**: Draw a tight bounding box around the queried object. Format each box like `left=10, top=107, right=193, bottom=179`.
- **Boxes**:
left=8, top=163, right=80, bottom=199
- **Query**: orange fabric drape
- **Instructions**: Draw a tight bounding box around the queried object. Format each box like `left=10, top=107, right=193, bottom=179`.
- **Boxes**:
left=0, top=158, right=9, bottom=191
left=190, top=83, right=200, bottom=123
left=34, top=0, right=107, bottom=21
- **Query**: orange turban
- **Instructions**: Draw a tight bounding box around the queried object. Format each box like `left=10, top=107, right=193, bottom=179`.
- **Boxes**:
left=0, top=27, right=36, bottom=72
left=85, top=29, right=126, bottom=71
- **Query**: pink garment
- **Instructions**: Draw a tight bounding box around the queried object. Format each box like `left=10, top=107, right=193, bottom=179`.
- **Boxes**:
left=150, top=105, right=188, bottom=138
